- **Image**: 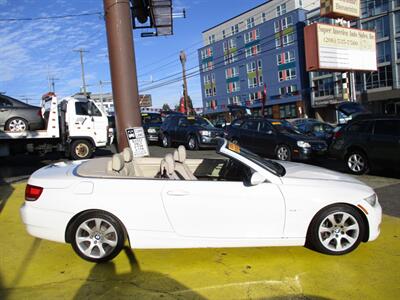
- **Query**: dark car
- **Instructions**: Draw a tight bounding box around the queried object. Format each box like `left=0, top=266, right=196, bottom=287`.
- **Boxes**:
left=226, top=117, right=327, bottom=161
left=330, top=115, right=400, bottom=174
left=292, top=119, right=335, bottom=144
left=160, top=115, right=224, bottom=150
left=0, top=94, right=44, bottom=132
left=141, top=112, right=163, bottom=143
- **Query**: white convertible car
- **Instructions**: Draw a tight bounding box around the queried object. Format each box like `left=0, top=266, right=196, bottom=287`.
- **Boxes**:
left=21, top=139, right=381, bottom=263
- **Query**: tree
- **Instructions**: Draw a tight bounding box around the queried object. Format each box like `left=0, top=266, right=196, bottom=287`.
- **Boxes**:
left=162, top=103, right=171, bottom=111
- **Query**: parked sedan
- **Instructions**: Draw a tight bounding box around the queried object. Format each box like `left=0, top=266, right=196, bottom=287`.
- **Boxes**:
left=0, top=94, right=43, bottom=132
left=141, top=112, right=163, bottom=143
left=226, top=117, right=327, bottom=161
left=20, top=139, right=381, bottom=262
left=293, top=119, right=335, bottom=144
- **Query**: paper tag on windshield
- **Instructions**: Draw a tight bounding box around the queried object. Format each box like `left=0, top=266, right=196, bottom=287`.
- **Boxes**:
left=126, top=127, right=150, bottom=158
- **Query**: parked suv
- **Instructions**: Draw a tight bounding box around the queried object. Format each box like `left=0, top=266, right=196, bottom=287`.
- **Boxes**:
left=226, top=117, right=327, bottom=161
left=141, top=112, right=163, bottom=143
left=160, top=115, right=224, bottom=150
left=330, top=115, right=400, bottom=174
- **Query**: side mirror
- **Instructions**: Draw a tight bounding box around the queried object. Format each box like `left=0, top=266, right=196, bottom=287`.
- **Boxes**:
left=250, top=172, right=266, bottom=186
left=266, top=130, right=274, bottom=135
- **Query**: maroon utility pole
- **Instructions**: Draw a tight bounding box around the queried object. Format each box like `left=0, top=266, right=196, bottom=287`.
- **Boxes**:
left=103, top=0, right=143, bottom=151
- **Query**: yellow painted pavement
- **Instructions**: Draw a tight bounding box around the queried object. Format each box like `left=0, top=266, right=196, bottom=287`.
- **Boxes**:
left=0, top=183, right=399, bottom=299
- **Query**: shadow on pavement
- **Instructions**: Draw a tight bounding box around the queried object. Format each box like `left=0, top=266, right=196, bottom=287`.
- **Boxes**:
left=0, top=273, right=7, bottom=300
left=74, top=247, right=206, bottom=299
left=0, top=177, right=14, bottom=214
left=266, top=296, right=331, bottom=300
left=375, top=183, right=400, bottom=218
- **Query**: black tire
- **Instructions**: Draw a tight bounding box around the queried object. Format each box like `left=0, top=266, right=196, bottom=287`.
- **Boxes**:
left=187, top=135, right=199, bottom=150
left=307, top=204, right=365, bottom=255
left=161, top=134, right=171, bottom=148
left=275, top=145, right=291, bottom=161
left=70, top=139, right=93, bottom=160
left=5, top=117, right=29, bottom=132
left=345, top=150, right=369, bottom=175
left=70, top=211, right=125, bottom=263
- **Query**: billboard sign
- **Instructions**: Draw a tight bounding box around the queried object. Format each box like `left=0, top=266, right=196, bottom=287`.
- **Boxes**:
left=305, top=23, right=377, bottom=72
left=320, top=0, right=360, bottom=20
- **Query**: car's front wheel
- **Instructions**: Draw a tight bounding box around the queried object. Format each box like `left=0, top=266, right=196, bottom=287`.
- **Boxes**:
left=70, top=211, right=125, bottom=263
left=187, top=135, right=199, bottom=150
left=6, top=117, right=28, bottom=132
left=307, top=205, right=365, bottom=255
left=346, top=150, right=369, bottom=175
left=161, top=134, right=171, bottom=148
left=276, top=145, right=291, bottom=161
left=70, top=139, right=93, bottom=160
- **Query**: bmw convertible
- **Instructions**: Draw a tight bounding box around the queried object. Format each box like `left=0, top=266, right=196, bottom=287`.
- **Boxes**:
left=21, top=139, right=381, bottom=262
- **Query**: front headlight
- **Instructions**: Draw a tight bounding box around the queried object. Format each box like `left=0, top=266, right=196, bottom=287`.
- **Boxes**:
left=364, top=194, right=377, bottom=207
left=147, top=128, right=157, bottom=134
left=199, top=130, right=211, bottom=137
left=297, top=141, right=311, bottom=148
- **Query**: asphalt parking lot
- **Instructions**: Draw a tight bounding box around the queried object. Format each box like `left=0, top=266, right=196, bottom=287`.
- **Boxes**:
left=0, top=146, right=399, bottom=299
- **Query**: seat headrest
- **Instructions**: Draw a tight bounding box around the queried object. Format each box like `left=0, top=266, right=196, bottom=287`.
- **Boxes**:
left=164, top=153, right=175, bottom=174
left=106, top=160, right=113, bottom=173
left=173, top=145, right=186, bottom=163
left=112, top=154, right=124, bottom=172
left=123, top=147, right=133, bottom=163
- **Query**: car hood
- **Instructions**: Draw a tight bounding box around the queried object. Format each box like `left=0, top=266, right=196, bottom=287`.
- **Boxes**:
left=279, top=161, right=365, bottom=185
left=283, top=133, right=325, bottom=143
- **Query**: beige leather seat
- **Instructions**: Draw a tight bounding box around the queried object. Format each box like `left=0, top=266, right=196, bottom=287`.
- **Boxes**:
left=106, top=154, right=125, bottom=176
left=122, top=148, right=144, bottom=177
left=160, top=153, right=180, bottom=180
left=173, top=145, right=197, bottom=180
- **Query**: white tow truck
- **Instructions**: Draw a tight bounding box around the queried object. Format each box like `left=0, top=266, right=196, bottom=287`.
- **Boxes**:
left=0, top=93, right=113, bottom=160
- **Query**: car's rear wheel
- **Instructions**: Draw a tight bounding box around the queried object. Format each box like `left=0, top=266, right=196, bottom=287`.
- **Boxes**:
left=187, top=135, right=199, bottom=150
left=161, top=134, right=171, bottom=148
left=6, top=117, right=28, bottom=132
left=307, top=205, right=365, bottom=255
left=276, top=145, right=291, bottom=161
left=346, top=150, right=369, bottom=175
left=70, top=211, right=125, bottom=263
left=71, top=139, right=93, bottom=160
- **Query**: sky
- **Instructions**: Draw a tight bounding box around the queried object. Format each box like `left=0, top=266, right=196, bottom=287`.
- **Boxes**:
left=0, top=0, right=267, bottom=108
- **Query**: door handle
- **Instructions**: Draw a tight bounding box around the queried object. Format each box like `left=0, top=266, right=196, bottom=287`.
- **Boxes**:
left=167, top=190, right=189, bottom=196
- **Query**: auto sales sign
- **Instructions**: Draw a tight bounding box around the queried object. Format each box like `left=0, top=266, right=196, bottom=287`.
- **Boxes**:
left=320, top=0, right=360, bottom=20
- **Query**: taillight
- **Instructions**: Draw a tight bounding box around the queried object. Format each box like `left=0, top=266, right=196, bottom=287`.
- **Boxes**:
left=334, top=130, right=343, bottom=140
left=37, top=109, right=42, bottom=117
left=25, top=184, right=43, bottom=201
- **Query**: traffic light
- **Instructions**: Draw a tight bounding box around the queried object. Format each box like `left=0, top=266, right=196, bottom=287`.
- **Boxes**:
left=131, top=0, right=150, bottom=24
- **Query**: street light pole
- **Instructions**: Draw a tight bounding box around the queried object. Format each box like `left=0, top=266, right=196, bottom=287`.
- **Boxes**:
left=74, top=48, right=89, bottom=97
left=103, top=0, right=143, bottom=151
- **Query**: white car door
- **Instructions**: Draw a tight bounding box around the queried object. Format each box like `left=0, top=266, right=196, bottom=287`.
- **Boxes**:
left=161, top=180, right=285, bottom=238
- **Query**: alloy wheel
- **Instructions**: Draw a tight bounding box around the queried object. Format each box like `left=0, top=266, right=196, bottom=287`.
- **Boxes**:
left=188, top=137, right=196, bottom=150
left=75, top=218, right=118, bottom=259
left=162, top=136, right=169, bottom=147
left=8, top=119, right=27, bottom=132
left=318, top=212, right=360, bottom=252
left=277, top=146, right=289, bottom=160
left=348, top=153, right=365, bottom=173
left=75, top=143, right=90, bottom=158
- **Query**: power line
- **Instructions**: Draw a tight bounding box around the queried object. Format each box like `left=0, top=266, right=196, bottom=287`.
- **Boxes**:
left=0, top=12, right=103, bottom=22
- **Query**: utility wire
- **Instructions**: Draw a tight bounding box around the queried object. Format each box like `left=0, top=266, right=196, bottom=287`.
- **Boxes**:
left=0, top=12, right=103, bottom=22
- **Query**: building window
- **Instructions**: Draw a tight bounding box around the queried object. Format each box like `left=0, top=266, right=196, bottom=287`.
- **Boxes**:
left=248, top=91, right=263, bottom=103
left=205, top=87, right=216, bottom=97
left=279, top=103, right=297, bottom=118
left=246, top=60, right=262, bottom=73
left=314, top=78, right=334, bottom=97
left=274, top=16, right=293, bottom=32
left=275, top=33, right=295, bottom=48
left=276, top=50, right=295, bottom=65
left=223, top=38, right=237, bottom=52
left=365, top=65, right=393, bottom=89
left=224, top=52, right=237, bottom=65
left=231, top=24, right=239, bottom=35
left=227, top=81, right=240, bottom=93
left=362, top=0, right=389, bottom=18
left=201, top=61, right=214, bottom=72
left=362, top=16, right=389, bottom=39
left=228, top=96, right=241, bottom=105
left=280, top=85, right=298, bottom=96
left=248, top=75, right=263, bottom=88
left=276, top=3, right=287, bottom=17
left=376, top=40, right=391, bottom=63
left=247, top=17, right=255, bottom=29
left=208, top=34, right=216, bottom=45
left=200, top=47, right=213, bottom=59
left=222, top=30, right=226, bottom=39
left=245, top=44, right=261, bottom=57
left=395, top=12, right=400, bottom=34
left=244, top=29, right=260, bottom=44
left=225, top=66, right=239, bottom=79
left=262, top=12, right=267, bottom=23
left=278, top=68, right=296, bottom=81
left=396, top=38, right=400, bottom=59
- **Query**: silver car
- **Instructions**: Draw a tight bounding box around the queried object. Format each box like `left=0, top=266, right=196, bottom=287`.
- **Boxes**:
left=0, top=95, right=44, bottom=132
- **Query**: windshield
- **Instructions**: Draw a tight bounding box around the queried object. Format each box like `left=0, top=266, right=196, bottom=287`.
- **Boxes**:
left=224, top=141, right=286, bottom=177
left=142, top=114, right=162, bottom=124
left=187, top=117, right=214, bottom=128
left=271, top=121, right=302, bottom=135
